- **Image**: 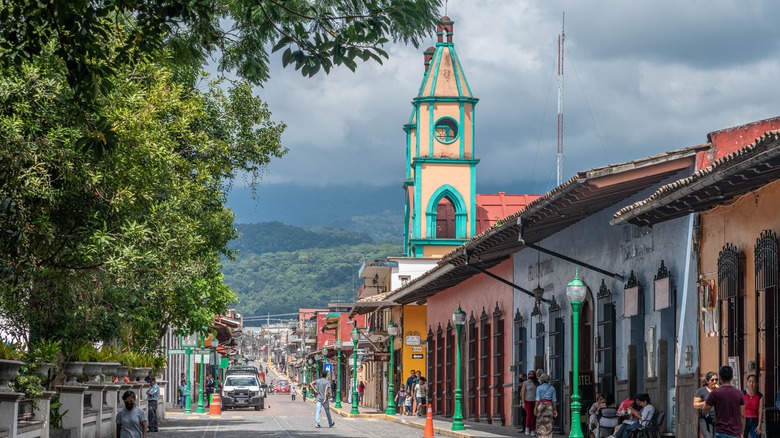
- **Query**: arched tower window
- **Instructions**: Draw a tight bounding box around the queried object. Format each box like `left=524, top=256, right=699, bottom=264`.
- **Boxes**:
left=436, top=198, right=456, bottom=238
left=426, top=184, right=467, bottom=239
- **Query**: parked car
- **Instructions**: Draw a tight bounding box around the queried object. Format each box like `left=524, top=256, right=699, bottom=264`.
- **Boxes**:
left=274, top=379, right=291, bottom=394
left=222, top=370, right=267, bottom=410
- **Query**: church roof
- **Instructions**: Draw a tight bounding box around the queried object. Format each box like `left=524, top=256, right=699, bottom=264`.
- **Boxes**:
left=475, top=193, right=540, bottom=234
left=416, top=18, right=475, bottom=100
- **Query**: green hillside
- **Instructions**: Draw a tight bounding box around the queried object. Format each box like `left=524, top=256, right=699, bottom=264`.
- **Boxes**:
left=222, top=222, right=403, bottom=318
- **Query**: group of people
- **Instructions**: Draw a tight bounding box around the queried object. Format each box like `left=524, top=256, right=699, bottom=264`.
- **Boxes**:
left=393, top=370, right=428, bottom=417
left=695, top=365, right=780, bottom=438
left=592, top=393, right=655, bottom=438
left=518, top=369, right=558, bottom=438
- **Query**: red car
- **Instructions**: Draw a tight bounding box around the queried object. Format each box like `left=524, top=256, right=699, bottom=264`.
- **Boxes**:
left=274, top=380, right=290, bottom=394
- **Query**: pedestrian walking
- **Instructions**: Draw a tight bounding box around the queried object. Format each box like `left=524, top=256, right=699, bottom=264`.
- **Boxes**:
left=311, top=371, right=335, bottom=428
left=331, top=378, right=337, bottom=402
left=414, top=376, right=428, bottom=417
left=145, top=377, right=159, bottom=432
left=178, top=379, right=188, bottom=408
left=301, top=385, right=308, bottom=402
left=517, top=372, right=527, bottom=431
left=358, top=380, right=365, bottom=406
left=534, top=374, right=558, bottom=438
left=743, top=374, right=763, bottom=438
left=703, top=365, right=744, bottom=438
left=205, top=374, right=214, bottom=407
left=116, top=390, right=147, bottom=438
left=394, top=387, right=407, bottom=415
left=522, top=369, right=539, bottom=435
left=695, top=371, right=719, bottom=438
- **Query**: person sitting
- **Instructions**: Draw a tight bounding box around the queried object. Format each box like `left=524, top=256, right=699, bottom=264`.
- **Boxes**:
left=595, top=394, right=618, bottom=438
left=588, top=393, right=606, bottom=436
left=609, top=393, right=654, bottom=438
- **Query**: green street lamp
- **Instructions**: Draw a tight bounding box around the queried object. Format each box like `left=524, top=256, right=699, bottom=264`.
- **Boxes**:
left=307, top=357, right=315, bottom=399
left=385, top=322, right=399, bottom=415
left=452, top=305, right=467, bottom=431
left=196, top=331, right=206, bottom=414
left=335, top=339, right=343, bottom=408
left=566, top=269, right=587, bottom=438
left=350, top=326, right=360, bottom=414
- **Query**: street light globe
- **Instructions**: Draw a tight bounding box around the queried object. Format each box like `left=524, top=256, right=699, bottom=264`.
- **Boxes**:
left=387, top=322, right=399, bottom=337
left=350, top=327, right=360, bottom=343
left=566, top=268, right=587, bottom=304
left=452, top=305, right=467, bottom=326
left=335, top=339, right=342, bottom=349
left=322, top=346, right=328, bottom=356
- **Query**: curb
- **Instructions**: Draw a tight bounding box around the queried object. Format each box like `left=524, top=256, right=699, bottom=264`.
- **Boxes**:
left=330, top=408, right=482, bottom=438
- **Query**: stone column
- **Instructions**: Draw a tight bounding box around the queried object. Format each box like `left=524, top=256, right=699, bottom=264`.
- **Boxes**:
left=36, top=390, right=56, bottom=438
left=0, top=391, right=25, bottom=437
left=57, top=384, right=88, bottom=436
left=158, top=380, right=168, bottom=419
left=86, top=383, right=108, bottom=438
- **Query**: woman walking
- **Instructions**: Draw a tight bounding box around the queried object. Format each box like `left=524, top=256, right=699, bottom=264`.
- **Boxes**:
left=534, top=374, right=557, bottom=438
left=743, top=374, right=763, bottom=438
left=694, top=371, right=718, bottom=438
left=521, top=369, right=539, bottom=435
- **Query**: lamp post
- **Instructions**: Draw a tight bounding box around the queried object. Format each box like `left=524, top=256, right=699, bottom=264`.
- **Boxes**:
left=182, top=334, right=197, bottom=414
left=385, top=322, right=399, bottom=415
left=452, top=306, right=467, bottom=430
left=566, top=269, right=587, bottom=438
left=350, top=326, right=360, bottom=414
left=196, top=331, right=206, bottom=414
left=335, top=339, right=343, bottom=408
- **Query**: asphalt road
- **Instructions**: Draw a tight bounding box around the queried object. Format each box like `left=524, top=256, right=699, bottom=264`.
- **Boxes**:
left=156, top=365, right=419, bottom=437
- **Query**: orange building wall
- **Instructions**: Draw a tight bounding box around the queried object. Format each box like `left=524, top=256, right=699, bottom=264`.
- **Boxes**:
left=698, top=179, right=780, bottom=386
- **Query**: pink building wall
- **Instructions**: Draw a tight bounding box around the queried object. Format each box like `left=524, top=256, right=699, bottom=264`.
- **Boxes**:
left=426, top=258, right=515, bottom=425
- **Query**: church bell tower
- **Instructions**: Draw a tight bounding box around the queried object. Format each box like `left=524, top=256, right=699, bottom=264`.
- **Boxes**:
left=403, top=17, right=479, bottom=258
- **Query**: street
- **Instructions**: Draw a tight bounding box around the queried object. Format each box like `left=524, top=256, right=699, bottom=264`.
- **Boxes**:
left=157, top=366, right=424, bottom=437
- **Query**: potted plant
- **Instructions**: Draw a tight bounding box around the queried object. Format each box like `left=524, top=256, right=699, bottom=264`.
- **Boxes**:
left=0, top=342, right=25, bottom=392
left=26, top=339, right=61, bottom=382
left=97, top=347, right=121, bottom=382
left=152, top=354, right=167, bottom=378
left=61, top=343, right=92, bottom=385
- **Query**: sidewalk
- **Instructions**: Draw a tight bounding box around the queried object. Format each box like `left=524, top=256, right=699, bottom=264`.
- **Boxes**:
left=330, top=405, right=520, bottom=438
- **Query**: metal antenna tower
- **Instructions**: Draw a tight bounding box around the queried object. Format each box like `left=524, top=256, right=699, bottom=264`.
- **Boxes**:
left=556, top=8, right=565, bottom=186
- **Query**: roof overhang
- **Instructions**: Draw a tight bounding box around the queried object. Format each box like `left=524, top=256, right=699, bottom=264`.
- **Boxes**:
left=387, top=145, right=706, bottom=305
left=612, top=131, right=780, bottom=226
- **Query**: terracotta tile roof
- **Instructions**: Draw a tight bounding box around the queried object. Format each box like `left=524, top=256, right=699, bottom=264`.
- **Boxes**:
left=386, top=144, right=707, bottom=305
left=612, top=130, right=780, bottom=226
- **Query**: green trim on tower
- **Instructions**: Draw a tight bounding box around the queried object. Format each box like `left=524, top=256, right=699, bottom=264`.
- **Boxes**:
left=414, top=96, right=479, bottom=104
left=413, top=162, right=422, bottom=240
left=459, top=102, right=465, bottom=157
left=425, top=184, right=468, bottom=239
left=470, top=162, right=477, bottom=237
left=428, top=47, right=443, bottom=97
left=409, top=238, right=468, bottom=247
left=413, top=157, right=480, bottom=165
left=403, top=192, right=410, bottom=255
left=415, top=103, right=421, bottom=157
left=450, top=48, right=474, bottom=97
left=428, top=102, right=435, bottom=156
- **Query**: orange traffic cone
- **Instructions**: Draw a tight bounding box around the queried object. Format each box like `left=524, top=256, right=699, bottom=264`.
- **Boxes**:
left=423, top=404, right=434, bottom=437
left=208, top=393, right=222, bottom=415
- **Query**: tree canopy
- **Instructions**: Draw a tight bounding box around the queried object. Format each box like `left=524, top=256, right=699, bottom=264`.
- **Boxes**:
left=0, top=0, right=440, bottom=352
left=0, top=34, right=285, bottom=350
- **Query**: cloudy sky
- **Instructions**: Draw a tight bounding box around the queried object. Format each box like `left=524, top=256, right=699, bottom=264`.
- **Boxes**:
left=246, top=0, right=780, bottom=197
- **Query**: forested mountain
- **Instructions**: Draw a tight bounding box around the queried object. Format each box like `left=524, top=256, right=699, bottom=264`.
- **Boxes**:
left=222, top=222, right=403, bottom=318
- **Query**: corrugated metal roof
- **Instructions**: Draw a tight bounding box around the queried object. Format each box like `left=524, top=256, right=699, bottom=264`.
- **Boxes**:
left=612, top=130, right=780, bottom=226
left=387, top=145, right=707, bottom=305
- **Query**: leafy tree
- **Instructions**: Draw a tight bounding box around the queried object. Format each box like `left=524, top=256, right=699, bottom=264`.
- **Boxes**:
left=0, top=35, right=285, bottom=350
left=0, top=0, right=442, bottom=98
